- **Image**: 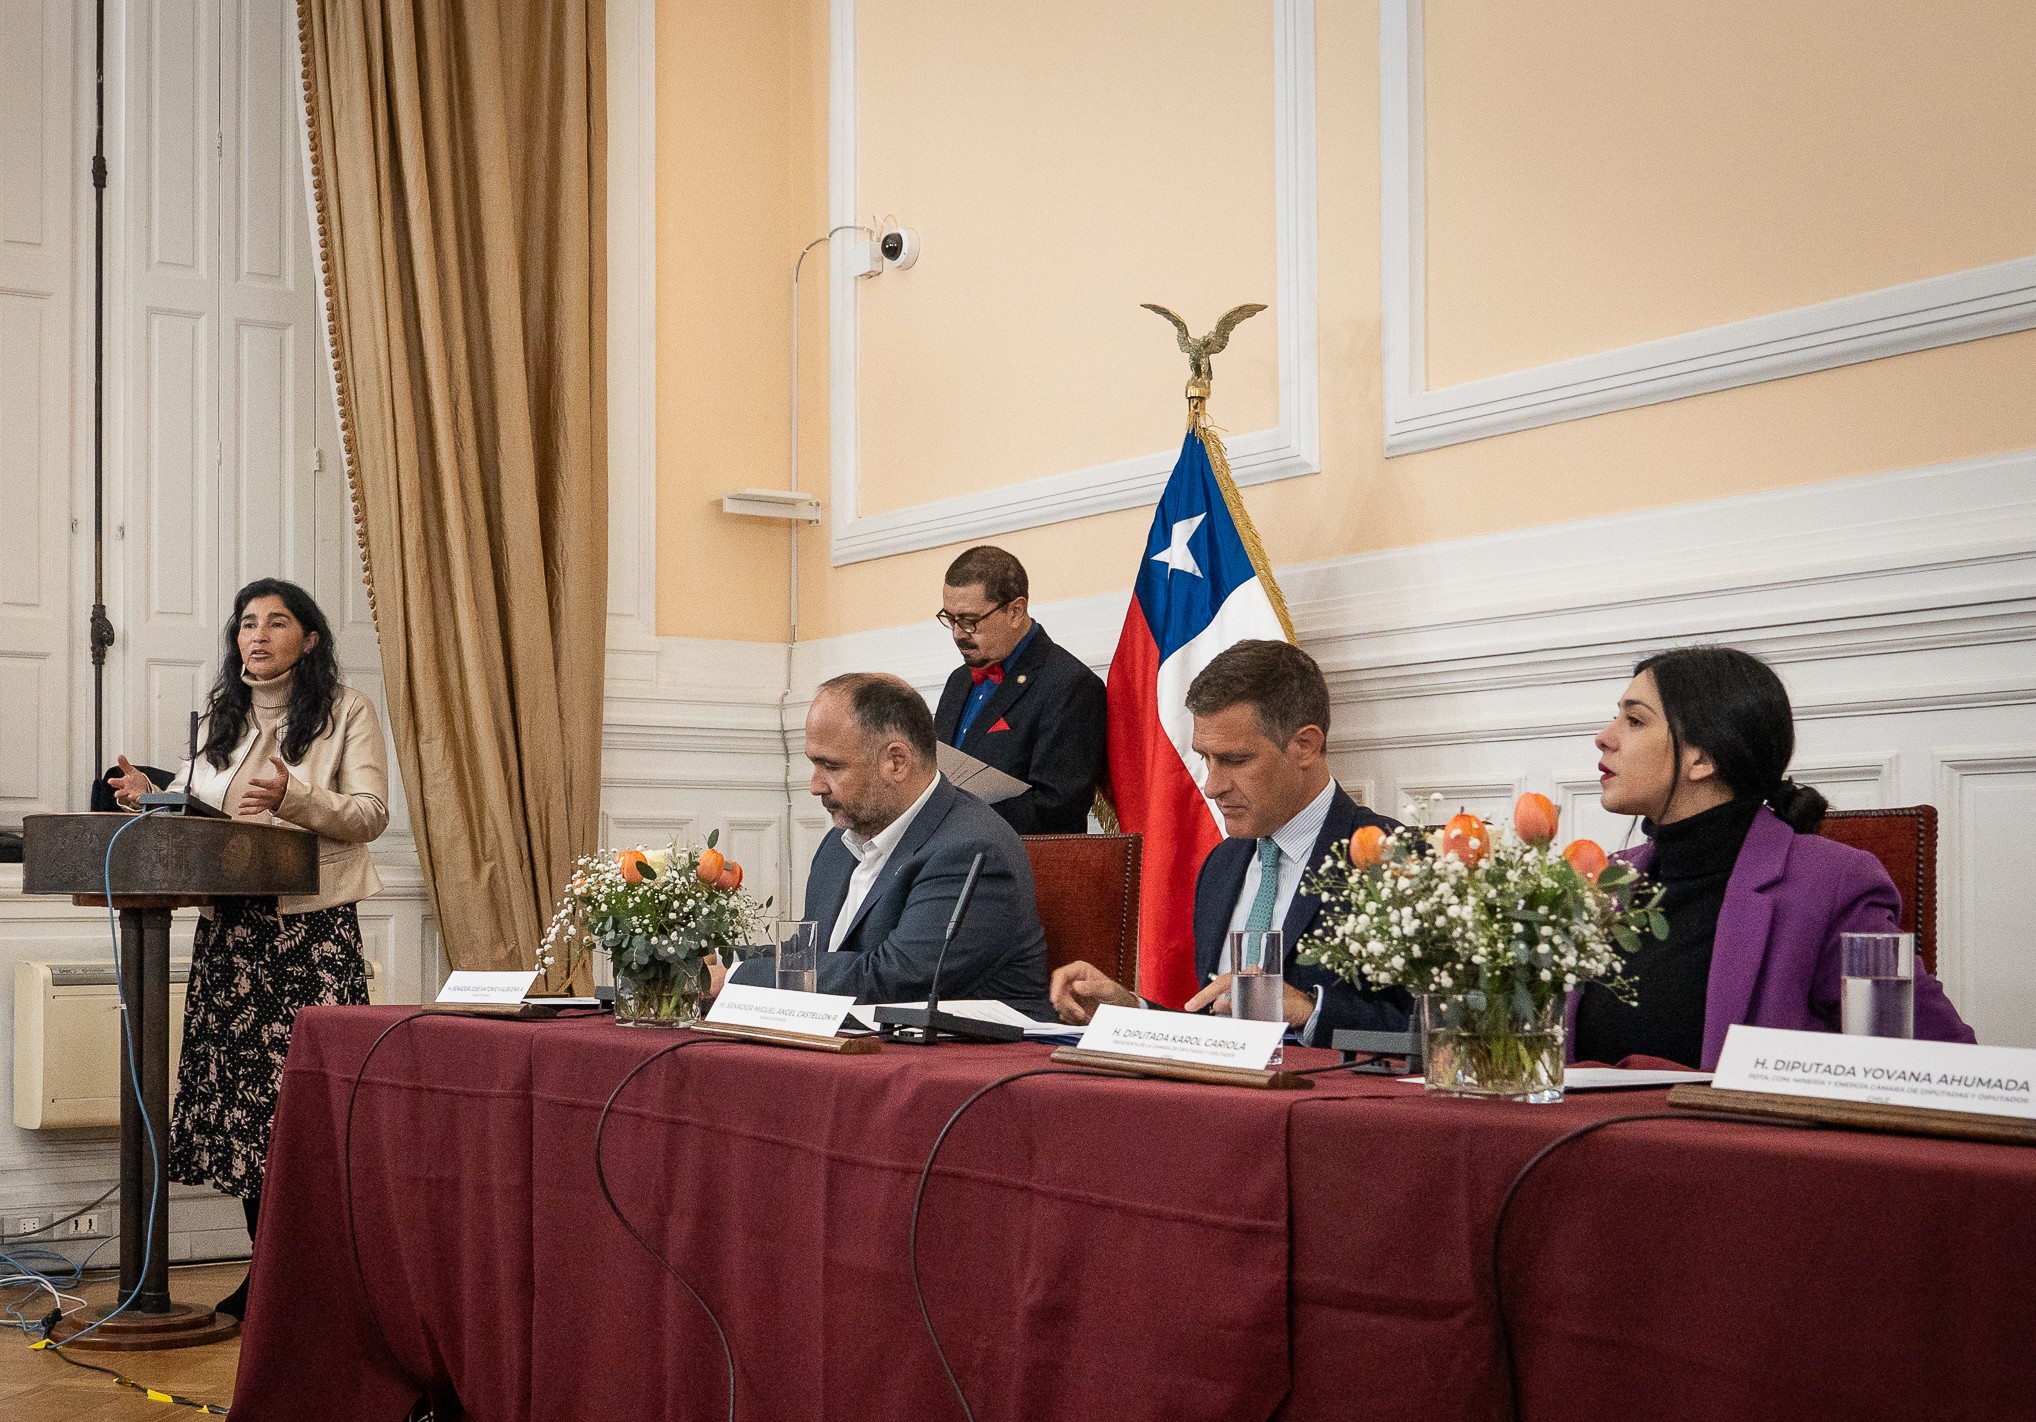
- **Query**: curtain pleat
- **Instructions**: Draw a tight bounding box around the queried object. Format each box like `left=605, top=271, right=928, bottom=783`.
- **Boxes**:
left=298, top=0, right=607, bottom=976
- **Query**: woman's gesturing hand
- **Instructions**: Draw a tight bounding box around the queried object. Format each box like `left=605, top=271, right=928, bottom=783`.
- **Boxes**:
left=110, top=755, right=154, bottom=811
left=240, top=756, right=292, bottom=817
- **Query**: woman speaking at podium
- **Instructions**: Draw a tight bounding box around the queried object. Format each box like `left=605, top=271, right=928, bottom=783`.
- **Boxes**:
left=109, top=578, right=388, bottom=1321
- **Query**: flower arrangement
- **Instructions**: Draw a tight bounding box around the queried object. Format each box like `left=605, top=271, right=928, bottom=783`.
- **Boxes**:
left=1299, top=793, right=1665, bottom=1100
left=540, top=830, right=769, bottom=1026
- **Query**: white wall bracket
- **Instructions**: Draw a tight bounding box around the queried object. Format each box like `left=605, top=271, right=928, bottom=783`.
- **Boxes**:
left=722, top=488, right=824, bottom=523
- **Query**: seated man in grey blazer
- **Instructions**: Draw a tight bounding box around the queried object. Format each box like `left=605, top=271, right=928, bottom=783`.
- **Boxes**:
left=717, top=672, right=1052, bottom=1018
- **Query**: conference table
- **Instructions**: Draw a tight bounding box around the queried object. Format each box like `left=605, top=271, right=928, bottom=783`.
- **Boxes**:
left=229, top=1007, right=2036, bottom=1421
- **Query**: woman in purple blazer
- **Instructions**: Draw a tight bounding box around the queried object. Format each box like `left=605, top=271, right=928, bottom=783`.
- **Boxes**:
left=1572, top=646, right=1972, bottom=1070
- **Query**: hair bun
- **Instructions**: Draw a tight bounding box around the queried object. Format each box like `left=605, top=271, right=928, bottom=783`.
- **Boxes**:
left=1766, top=777, right=1828, bottom=832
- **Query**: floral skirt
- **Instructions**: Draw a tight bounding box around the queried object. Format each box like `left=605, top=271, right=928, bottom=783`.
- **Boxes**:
left=167, top=899, right=368, bottom=1198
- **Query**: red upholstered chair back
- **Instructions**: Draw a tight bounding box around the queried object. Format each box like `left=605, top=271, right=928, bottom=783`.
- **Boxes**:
left=1022, top=834, right=1141, bottom=995
left=1814, top=806, right=1938, bottom=975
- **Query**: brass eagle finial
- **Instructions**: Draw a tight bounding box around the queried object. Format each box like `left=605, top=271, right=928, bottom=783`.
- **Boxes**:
left=1142, top=302, right=1267, bottom=402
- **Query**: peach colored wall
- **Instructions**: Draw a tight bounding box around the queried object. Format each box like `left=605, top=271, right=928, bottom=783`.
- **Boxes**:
left=1422, top=0, right=2036, bottom=385
left=657, top=0, right=2036, bottom=642
left=853, top=0, right=1280, bottom=513
left=654, top=0, right=823, bottom=641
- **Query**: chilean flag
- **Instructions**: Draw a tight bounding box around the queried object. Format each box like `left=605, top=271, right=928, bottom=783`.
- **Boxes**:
left=1106, top=430, right=1291, bottom=1008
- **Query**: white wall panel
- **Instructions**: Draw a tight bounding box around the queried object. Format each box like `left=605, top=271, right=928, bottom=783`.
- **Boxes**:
left=144, top=309, right=206, bottom=621
left=146, top=0, right=208, bottom=276
left=0, top=0, right=74, bottom=823
left=0, top=294, right=49, bottom=610
left=0, top=0, right=49, bottom=248
left=1938, top=755, right=2036, bottom=1050
left=0, top=657, right=43, bottom=800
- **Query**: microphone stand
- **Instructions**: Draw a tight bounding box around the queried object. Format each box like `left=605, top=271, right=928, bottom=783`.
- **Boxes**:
left=138, top=712, right=227, bottom=818
left=873, top=852, right=1023, bottom=1045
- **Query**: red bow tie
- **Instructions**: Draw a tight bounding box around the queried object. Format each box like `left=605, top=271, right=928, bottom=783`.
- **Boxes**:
left=969, top=664, right=1005, bottom=686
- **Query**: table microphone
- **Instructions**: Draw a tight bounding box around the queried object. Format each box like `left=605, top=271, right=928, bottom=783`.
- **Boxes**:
left=872, top=851, right=1024, bottom=1045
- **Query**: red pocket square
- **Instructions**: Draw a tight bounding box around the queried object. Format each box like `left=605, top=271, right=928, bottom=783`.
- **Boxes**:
left=987, top=717, right=1011, bottom=733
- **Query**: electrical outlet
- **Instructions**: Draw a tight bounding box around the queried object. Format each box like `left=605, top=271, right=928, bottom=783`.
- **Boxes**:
left=64, top=1212, right=103, bottom=1238
left=8, top=1214, right=45, bottom=1238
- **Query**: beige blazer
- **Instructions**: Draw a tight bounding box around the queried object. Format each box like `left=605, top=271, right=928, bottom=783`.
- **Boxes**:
left=166, top=686, right=390, bottom=915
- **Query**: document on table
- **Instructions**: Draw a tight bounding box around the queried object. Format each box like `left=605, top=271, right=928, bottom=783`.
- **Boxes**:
left=1386, top=1067, right=1713, bottom=1089
left=936, top=744, right=1029, bottom=804
left=1562, top=1068, right=1713, bottom=1090
left=848, top=998, right=1069, bottom=1037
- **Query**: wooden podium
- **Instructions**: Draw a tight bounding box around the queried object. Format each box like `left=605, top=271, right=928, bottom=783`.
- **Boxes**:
left=20, top=812, right=318, bottom=1350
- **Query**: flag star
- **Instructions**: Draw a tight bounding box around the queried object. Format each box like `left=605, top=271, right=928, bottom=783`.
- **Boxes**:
left=1151, top=514, right=1206, bottom=578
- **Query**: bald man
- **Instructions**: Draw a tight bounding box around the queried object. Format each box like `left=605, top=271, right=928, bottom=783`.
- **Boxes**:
left=720, top=672, right=1051, bottom=1016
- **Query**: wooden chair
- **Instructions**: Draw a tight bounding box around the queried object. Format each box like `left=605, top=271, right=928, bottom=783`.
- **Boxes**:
left=1814, top=806, right=1938, bottom=975
left=1021, top=833, right=1141, bottom=995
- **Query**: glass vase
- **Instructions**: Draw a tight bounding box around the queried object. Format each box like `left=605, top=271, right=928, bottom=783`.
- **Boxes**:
left=1419, top=990, right=1565, bottom=1103
left=612, top=957, right=708, bottom=1028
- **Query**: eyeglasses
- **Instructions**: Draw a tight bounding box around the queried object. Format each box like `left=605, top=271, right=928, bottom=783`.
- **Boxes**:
left=935, top=600, right=1011, bottom=635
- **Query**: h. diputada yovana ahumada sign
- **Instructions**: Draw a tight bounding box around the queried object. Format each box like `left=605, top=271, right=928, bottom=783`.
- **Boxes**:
left=1714, top=1025, right=2036, bottom=1118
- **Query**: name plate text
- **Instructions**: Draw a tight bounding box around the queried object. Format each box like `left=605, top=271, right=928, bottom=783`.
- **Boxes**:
left=707, top=983, right=855, bottom=1038
left=1715, top=1025, right=2036, bottom=1119
left=436, top=970, right=540, bottom=1006
left=1077, top=1004, right=1284, bottom=1070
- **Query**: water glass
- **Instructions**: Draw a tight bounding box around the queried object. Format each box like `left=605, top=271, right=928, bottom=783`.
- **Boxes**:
left=1841, top=932, right=1915, bottom=1039
left=775, top=920, right=820, bottom=995
left=1228, top=929, right=1284, bottom=1066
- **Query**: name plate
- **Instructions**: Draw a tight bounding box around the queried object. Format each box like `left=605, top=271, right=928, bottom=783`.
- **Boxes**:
left=1715, top=1026, right=2036, bottom=1119
left=707, top=983, right=855, bottom=1039
left=436, top=970, right=540, bottom=1006
left=1077, top=1003, right=1284, bottom=1070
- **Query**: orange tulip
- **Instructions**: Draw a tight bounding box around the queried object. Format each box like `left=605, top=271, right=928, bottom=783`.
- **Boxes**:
left=618, top=850, right=649, bottom=884
left=715, top=861, right=744, bottom=892
left=1563, top=839, right=1610, bottom=884
left=1440, top=812, right=1487, bottom=867
left=696, top=848, right=726, bottom=884
left=1513, top=791, right=1559, bottom=847
left=1349, top=824, right=1388, bottom=868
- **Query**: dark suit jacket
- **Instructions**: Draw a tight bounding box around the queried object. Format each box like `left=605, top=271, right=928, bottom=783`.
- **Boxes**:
left=932, top=623, right=1107, bottom=835
left=1567, top=806, right=1974, bottom=1069
left=1192, top=785, right=1412, bottom=1044
left=730, top=777, right=1052, bottom=1017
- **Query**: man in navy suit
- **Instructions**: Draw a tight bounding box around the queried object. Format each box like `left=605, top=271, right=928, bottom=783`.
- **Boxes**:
left=932, top=546, right=1107, bottom=835
left=719, top=672, right=1051, bottom=1016
left=1049, top=640, right=1410, bottom=1043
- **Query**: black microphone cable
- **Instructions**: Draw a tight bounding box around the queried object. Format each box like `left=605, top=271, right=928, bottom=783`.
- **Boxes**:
left=905, top=1047, right=1394, bottom=1419
left=1489, top=1108, right=1815, bottom=1422
left=593, top=1036, right=739, bottom=1422
left=342, top=1008, right=437, bottom=1406
left=341, top=1006, right=618, bottom=1416
left=907, top=1065, right=1128, bottom=1422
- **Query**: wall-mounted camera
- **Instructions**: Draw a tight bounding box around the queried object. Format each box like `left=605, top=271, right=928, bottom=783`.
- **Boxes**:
left=878, top=226, right=920, bottom=269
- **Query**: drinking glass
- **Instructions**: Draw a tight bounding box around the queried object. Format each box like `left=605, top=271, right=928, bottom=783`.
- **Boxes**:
left=1229, top=929, right=1285, bottom=1066
left=1841, top=932, right=1915, bottom=1039
left=775, top=920, right=821, bottom=995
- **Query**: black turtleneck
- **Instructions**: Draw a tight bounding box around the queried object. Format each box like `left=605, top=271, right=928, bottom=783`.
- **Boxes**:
left=1573, top=797, right=1761, bottom=1069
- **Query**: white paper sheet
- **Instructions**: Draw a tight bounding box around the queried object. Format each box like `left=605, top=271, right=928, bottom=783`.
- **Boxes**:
left=935, top=744, right=1030, bottom=804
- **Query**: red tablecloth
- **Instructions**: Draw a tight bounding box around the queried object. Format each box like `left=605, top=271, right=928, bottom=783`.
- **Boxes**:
left=231, top=1007, right=2036, bottom=1422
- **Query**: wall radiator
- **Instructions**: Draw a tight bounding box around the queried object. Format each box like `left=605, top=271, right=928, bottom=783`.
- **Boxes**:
left=14, top=959, right=381, bottom=1129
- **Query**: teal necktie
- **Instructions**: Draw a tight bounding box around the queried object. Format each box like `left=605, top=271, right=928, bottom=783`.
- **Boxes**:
left=1243, top=837, right=1282, bottom=933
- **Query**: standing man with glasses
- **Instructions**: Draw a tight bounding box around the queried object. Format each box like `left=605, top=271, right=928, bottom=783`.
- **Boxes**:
left=933, top=546, right=1107, bottom=834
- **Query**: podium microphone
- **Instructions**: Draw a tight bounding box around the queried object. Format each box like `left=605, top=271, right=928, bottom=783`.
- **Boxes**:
left=138, top=712, right=228, bottom=818
left=873, top=851, right=1023, bottom=1045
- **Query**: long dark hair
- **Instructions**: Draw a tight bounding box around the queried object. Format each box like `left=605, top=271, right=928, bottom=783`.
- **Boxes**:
left=200, top=579, right=342, bottom=769
left=1634, top=645, right=1827, bottom=831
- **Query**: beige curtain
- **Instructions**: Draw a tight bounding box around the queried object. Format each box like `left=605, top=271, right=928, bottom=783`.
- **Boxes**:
left=298, top=0, right=607, bottom=975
